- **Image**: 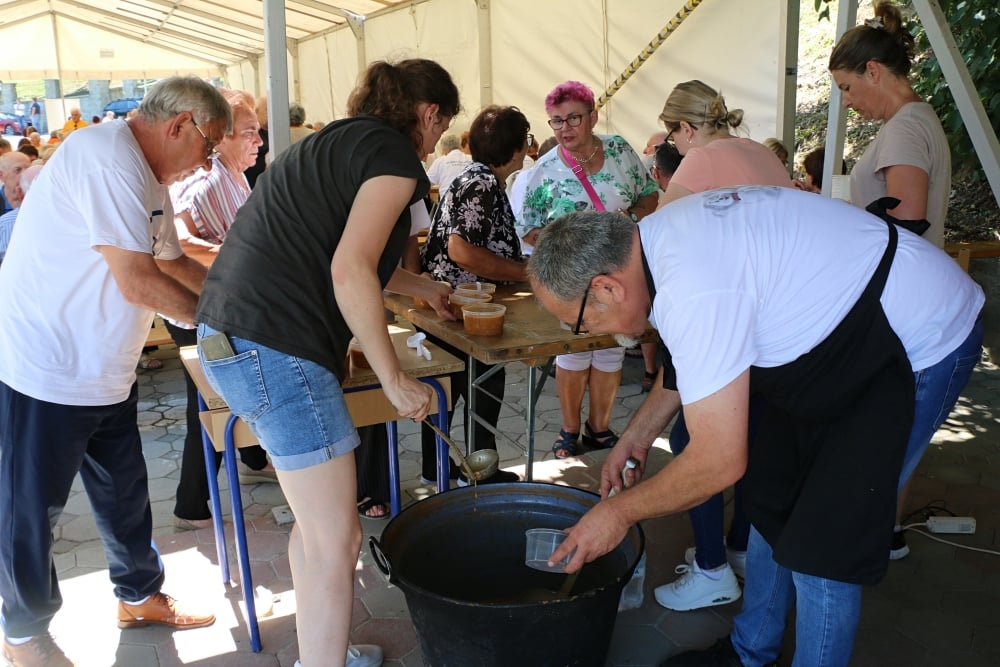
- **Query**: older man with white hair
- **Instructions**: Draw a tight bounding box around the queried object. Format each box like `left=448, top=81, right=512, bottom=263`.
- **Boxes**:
left=0, top=76, right=231, bottom=667
left=0, top=151, right=29, bottom=214
left=0, top=164, right=42, bottom=266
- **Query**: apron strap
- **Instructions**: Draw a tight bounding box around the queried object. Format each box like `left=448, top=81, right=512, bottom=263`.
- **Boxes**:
left=858, top=220, right=898, bottom=303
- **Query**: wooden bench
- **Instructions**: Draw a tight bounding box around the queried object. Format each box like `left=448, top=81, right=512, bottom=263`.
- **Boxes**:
left=944, top=240, right=1000, bottom=272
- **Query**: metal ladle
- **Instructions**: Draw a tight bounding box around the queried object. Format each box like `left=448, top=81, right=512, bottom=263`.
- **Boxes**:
left=424, top=420, right=500, bottom=482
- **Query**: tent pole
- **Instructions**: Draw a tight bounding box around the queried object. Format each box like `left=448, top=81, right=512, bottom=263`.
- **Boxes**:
left=911, top=0, right=1000, bottom=206
left=476, top=0, right=493, bottom=107
left=777, top=0, right=800, bottom=173
left=263, top=0, right=291, bottom=159
left=821, top=0, right=857, bottom=198
left=51, top=13, right=67, bottom=123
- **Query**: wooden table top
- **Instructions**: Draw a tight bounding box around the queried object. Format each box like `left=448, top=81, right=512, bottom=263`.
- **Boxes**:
left=383, top=283, right=635, bottom=366
left=179, top=323, right=465, bottom=410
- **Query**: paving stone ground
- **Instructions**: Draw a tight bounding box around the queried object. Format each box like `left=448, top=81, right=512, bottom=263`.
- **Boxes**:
left=31, top=333, right=1000, bottom=666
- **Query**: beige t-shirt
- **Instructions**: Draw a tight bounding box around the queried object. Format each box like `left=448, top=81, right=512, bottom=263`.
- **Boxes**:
left=849, top=102, right=950, bottom=248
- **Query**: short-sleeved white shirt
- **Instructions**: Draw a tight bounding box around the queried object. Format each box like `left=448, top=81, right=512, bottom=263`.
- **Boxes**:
left=0, top=120, right=180, bottom=405
left=640, top=186, right=983, bottom=405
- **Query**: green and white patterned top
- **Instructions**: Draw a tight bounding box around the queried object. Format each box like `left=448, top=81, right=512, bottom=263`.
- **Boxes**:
left=517, top=134, right=657, bottom=238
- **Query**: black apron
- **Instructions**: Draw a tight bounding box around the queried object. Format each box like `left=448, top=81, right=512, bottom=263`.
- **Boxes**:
left=641, top=221, right=913, bottom=585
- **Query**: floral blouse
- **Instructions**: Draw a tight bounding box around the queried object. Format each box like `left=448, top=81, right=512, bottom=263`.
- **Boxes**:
left=517, top=134, right=657, bottom=237
left=420, top=162, right=524, bottom=286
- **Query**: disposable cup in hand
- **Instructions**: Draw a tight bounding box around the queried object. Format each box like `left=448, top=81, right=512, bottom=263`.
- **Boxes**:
left=525, top=528, right=573, bottom=572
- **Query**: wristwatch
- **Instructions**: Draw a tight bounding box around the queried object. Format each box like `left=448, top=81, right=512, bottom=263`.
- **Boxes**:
left=626, top=208, right=639, bottom=222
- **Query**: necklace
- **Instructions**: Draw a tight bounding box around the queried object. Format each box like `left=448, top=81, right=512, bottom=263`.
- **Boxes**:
left=571, top=139, right=602, bottom=164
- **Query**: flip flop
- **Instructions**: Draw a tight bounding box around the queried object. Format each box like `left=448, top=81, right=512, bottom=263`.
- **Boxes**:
left=357, top=497, right=389, bottom=520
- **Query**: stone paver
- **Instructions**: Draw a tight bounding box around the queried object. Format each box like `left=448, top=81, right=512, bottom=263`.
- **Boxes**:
left=13, top=339, right=1000, bottom=666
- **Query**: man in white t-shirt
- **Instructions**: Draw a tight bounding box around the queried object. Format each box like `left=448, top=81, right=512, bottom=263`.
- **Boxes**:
left=0, top=76, right=233, bottom=666
left=426, top=131, right=471, bottom=194
left=527, top=187, right=983, bottom=666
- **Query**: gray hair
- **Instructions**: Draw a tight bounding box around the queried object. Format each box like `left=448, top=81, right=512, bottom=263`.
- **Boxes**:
left=289, top=102, right=306, bottom=126
left=527, top=211, right=636, bottom=301
left=137, top=76, right=233, bottom=134
left=439, top=133, right=461, bottom=152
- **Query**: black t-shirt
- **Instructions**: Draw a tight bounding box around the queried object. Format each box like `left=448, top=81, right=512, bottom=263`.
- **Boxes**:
left=196, top=115, right=428, bottom=379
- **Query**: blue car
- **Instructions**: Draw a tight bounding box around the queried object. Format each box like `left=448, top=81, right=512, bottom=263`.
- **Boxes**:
left=102, top=98, right=142, bottom=119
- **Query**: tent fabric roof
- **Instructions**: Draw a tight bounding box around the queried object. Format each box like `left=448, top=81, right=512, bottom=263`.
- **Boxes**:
left=0, top=0, right=409, bottom=78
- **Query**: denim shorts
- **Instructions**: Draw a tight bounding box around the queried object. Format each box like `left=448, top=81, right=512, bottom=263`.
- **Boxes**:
left=196, top=324, right=360, bottom=471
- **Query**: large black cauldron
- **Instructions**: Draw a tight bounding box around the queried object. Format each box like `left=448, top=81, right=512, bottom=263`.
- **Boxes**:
left=369, top=482, right=644, bottom=667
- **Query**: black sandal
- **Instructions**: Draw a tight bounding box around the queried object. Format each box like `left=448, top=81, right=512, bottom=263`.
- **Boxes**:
left=552, top=429, right=580, bottom=459
left=357, top=497, right=390, bottom=520
left=641, top=370, right=658, bottom=393
left=582, top=421, right=619, bottom=450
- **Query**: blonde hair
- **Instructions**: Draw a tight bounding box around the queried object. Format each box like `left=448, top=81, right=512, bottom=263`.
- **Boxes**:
left=659, top=80, right=743, bottom=134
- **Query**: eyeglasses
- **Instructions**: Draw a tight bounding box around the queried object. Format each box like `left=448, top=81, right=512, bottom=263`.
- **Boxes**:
left=547, top=113, right=587, bottom=130
left=572, top=274, right=607, bottom=335
left=191, top=117, right=218, bottom=158
left=664, top=125, right=679, bottom=146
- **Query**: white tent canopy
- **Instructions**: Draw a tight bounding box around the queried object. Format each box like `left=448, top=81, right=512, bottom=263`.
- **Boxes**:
left=0, top=0, right=787, bottom=152
left=226, top=0, right=787, bottom=153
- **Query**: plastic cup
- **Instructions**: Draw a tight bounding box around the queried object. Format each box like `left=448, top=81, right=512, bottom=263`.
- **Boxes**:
left=524, top=528, right=572, bottom=572
left=461, top=303, right=506, bottom=336
left=449, top=291, right=492, bottom=319
left=455, top=281, right=497, bottom=296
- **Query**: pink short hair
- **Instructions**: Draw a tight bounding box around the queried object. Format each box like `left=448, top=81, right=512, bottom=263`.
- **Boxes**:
left=545, top=81, right=595, bottom=112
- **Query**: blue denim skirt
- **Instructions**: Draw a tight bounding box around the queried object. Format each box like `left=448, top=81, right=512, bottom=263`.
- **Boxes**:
left=197, top=323, right=360, bottom=471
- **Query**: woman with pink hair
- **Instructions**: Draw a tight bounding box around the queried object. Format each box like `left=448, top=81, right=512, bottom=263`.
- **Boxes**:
left=518, top=81, right=658, bottom=459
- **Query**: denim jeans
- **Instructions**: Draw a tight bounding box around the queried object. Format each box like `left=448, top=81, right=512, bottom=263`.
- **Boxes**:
left=197, top=324, right=360, bottom=471
left=0, top=382, right=164, bottom=637
left=731, top=528, right=861, bottom=667
left=898, top=316, right=983, bottom=489
left=669, top=398, right=765, bottom=568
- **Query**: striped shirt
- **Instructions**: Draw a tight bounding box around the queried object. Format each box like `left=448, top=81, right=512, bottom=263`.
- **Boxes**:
left=0, top=208, right=17, bottom=266
left=169, top=155, right=250, bottom=244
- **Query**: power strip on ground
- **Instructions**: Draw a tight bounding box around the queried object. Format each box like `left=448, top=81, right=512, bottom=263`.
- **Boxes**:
left=926, top=516, right=976, bottom=534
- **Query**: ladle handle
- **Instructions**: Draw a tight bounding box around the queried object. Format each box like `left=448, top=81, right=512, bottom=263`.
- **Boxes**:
left=369, top=537, right=393, bottom=580
left=423, top=420, right=476, bottom=480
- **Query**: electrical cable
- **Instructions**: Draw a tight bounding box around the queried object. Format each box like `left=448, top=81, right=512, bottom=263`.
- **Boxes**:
left=901, top=522, right=1000, bottom=557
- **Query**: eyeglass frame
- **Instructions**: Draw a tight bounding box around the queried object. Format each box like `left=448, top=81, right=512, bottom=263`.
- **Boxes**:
left=572, top=273, right=606, bottom=335
left=190, top=116, right=219, bottom=158
left=547, top=110, right=591, bottom=131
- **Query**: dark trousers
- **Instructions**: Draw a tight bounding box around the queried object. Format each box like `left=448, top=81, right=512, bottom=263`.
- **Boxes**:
left=419, top=334, right=505, bottom=481
left=0, top=381, right=164, bottom=637
left=166, top=322, right=267, bottom=520
left=356, top=425, right=390, bottom=505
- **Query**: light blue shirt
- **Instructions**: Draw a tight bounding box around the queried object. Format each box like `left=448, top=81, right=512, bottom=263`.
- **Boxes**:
left=0, top=208, right=18, bottom=266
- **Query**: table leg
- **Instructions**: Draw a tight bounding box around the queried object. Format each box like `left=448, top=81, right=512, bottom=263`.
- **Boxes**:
left=224, top=415, right=262, bottom=652
left=466, top=354, right=477, bottom=455
left=420, top=378, right=451, bottom=494
left=385, top=421, right=401, bottom=516
left=525, top=366, right=537, bottom=482
left=198, top=393, right=229, bottom=584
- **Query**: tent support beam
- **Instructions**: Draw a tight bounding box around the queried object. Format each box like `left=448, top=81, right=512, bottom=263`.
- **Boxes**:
left=475, top=0, right=492, bottom=107
left=910, top=0, right=1000, bottom=205
left=777, top=0, right=800, bottom=173
left=821, top=0, right=857, bottom=198
left=263, top=0, right=291, bottom=159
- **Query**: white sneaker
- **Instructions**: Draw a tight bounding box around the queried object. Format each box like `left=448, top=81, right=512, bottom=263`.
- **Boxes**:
left=294, top=644, right=383, bottom=667
left=684, top=545, right=747, bottom=580
left=654, top=560, right=742, bottom=611
left=347, top=644, right=383, bottom=667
